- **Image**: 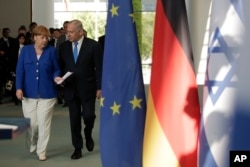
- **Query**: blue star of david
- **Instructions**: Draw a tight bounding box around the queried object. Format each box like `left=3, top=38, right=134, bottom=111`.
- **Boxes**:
left=205, top=27, right=239, bottom=105
left=231, top=0, right=243, bottom=21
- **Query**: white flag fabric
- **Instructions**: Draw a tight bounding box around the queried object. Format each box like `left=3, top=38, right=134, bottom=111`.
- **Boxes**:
left=199, top=0, right=250, bottom=167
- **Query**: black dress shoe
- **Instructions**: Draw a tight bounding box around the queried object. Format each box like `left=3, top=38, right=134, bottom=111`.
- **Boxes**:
left=57, top=99, right=63, bottom=105
left=86, top=137, right=94, bottom=152
left=71, top=149, right=82, bottom=159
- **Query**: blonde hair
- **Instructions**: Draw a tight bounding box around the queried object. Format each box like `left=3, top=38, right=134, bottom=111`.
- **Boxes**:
left=32, top=25, right=50, bottom=38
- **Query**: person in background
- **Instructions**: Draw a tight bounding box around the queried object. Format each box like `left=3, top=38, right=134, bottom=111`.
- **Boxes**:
left=15, top=25, right=62, bottom=161
left=49, top=27, right=55, bottom=41
left=98, top=34, right=105, bottom=54
left=0, top=41, right=6, bottom=104
left=48, top=28, right=61, bottom=50
left=58, top=19, right=103, bottom=160
left=83, top=29, right=87, bottom=37
left=48, top=28, right=64, bottom=105
left=17, top=25, right=27, bottom=36
left=57, top=20, right=69, bottom=49
left=25, top=22, right=37, bottom=44
left=57, top=21, right=69, bottom=107
left=0, top=27, right=16, bottom=102
left=9, top=33, right=26, bottom=105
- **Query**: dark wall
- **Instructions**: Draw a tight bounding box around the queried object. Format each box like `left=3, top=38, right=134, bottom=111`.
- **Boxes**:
left=0, top=0, right=31, bottom=37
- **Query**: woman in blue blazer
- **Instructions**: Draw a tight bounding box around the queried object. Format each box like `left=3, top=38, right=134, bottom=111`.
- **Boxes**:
left=15, top=25, right=62, bottom=161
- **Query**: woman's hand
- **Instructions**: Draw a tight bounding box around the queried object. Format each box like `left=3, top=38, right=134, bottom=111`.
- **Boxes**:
left=16, top=89, right=23, bottom=100
left=54, top=77, right=64, bottom=84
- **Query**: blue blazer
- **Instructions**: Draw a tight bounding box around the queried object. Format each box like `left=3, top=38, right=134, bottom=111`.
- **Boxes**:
left=16, top=44, right=61, bottom=99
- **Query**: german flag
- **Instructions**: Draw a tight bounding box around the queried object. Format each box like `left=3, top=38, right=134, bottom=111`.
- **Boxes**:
left=143, top=0, right=200, bottom=166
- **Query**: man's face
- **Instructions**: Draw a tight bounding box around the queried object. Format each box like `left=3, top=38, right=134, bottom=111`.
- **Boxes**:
left=53, top=30, right=61, bottom=39
left=3, top=29, right=10, bottom=38
left=67, top=23, right=83, bottom=42
left=31, top=25, right=37, bottom=32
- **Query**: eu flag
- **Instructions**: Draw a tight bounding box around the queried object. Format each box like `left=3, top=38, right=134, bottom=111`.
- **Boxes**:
left=100, top=0, right=146, bottom=167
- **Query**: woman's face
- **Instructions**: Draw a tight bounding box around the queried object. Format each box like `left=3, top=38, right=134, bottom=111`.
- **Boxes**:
left=34, top=35, right=49, bottom=49
left=19, top=36, right=25, bottom=45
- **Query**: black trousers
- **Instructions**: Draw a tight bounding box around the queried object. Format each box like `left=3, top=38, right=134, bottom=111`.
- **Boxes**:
left=67, top=94, right=96, bottom=149
left=11, top=78, right=19, bottom=103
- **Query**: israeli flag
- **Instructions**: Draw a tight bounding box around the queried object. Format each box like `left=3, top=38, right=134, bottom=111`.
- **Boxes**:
left=199, top=0, right=250, bottom=167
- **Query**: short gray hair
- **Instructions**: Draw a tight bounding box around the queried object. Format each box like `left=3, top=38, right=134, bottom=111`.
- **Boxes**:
left=69, top=19, right=83, bottom=31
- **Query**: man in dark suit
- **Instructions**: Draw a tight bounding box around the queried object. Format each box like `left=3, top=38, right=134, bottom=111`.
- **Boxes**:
left=0, top=27, right=16, bottom=103
left=25, top=22, right=37, bottom=44
left=58, top=19, right=103, bottom=160
left=98, top=35, right=105, bottom=52
left=56, top=21, right=69, bottom=49
left=56, top=21, right=69, bottom=107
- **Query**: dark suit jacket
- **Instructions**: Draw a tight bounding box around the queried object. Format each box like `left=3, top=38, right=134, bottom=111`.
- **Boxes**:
left=56, top=35, right=67, bottom=49
left=0, top=37, right=16, bottom=79
left=9, top=41, right=20, bottom=73
left=48, top=39, right=56, bottom=47
left=98, top=35, right=105, bottom=52
left=58, top=37, right=103, bottom=101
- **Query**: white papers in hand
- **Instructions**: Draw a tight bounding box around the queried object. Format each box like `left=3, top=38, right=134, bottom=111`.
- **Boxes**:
left=56, top=71, right=73, bottom=84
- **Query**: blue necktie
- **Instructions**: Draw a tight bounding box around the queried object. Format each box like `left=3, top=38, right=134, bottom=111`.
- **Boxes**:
left=73, top=42, right=78, bottom=63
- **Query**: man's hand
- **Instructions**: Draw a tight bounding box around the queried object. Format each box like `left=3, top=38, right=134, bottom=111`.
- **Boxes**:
left=96, top=90, right=102, bottom=99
